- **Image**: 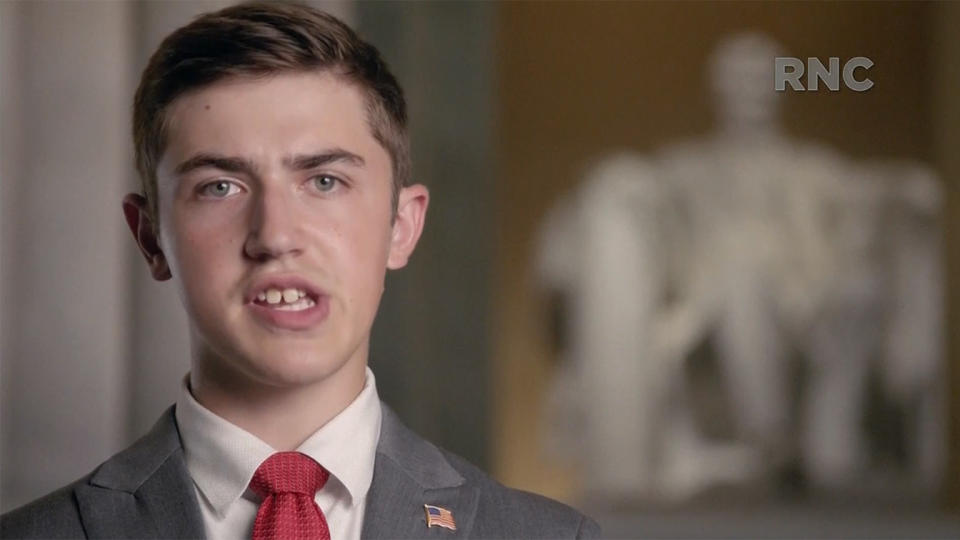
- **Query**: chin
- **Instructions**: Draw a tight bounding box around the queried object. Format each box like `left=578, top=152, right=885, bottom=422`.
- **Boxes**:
left=241, top=343, right=352, bottom=388
left=193, top=319, right=363, bottom=390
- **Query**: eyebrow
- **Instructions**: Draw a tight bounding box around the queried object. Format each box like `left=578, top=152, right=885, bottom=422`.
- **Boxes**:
left=174, top=154, right=257, bottom=176
left=173, top=149, right=366, bottom=177
left=284, top=150, right=365, bottom=170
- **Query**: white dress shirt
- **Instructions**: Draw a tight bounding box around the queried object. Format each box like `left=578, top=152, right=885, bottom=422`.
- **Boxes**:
left=175, top=368, right=382, bottom=540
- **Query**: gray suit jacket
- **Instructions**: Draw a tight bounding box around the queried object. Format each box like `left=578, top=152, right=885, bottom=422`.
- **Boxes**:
left=1, top=404, right=600, bottom=539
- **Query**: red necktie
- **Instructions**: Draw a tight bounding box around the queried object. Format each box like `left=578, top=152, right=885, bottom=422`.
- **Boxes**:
left=249, top=452, right=331, bottom=540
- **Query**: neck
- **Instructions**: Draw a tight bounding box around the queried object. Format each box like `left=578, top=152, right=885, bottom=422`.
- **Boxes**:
left=717, top=120, right=783, bottom=146
left=188, top=347, right=368, bottom=451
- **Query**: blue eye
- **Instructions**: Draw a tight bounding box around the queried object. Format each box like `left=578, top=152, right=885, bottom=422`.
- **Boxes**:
left=312, top=174, right=339, bottom=192
left=200, top=180, right=240, bottom=198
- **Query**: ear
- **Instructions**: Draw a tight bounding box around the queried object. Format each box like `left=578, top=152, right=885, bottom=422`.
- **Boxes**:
left=122, top=193, right=171, bottom=280
left=387, top=184, right=429, bottom=270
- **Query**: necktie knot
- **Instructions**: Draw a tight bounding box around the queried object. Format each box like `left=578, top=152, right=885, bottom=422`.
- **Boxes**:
left=249, top=452, right=331, bottom=540
left=250, top=452, right=330, bottom=499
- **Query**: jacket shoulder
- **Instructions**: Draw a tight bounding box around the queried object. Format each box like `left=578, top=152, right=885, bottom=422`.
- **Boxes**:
left=439, top=450, right=601, bottom=539
left=0, top=477, right=89, bottom=539
left=1, top=406, right=197, bottom=540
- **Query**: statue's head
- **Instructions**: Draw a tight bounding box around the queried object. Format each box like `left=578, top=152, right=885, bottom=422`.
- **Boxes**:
left=708, top=32, right=785, bottom=134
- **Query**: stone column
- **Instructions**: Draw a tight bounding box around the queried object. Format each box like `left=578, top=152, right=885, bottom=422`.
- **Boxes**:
left=0, top=0, right=134, bottom=510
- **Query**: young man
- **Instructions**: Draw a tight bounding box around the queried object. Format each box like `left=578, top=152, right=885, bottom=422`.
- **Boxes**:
left=0, top=2, right=598, bottom=539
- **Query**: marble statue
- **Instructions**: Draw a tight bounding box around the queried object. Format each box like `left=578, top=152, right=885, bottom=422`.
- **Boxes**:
left=535, top=32, right=944, bottom=501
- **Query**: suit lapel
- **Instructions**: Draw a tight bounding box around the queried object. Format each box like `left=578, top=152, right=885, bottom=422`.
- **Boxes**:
left=73, top=402, right=481, bottom=538
left=362, top=405, right=480, bottom=539
left=75, top=406, right=205, bottom=539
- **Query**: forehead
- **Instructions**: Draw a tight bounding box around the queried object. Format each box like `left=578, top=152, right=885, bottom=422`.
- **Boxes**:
left=159, top=71, right=385, bottom=173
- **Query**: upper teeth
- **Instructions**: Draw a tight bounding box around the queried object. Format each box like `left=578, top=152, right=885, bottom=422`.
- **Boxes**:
left=257, top=288, right=306, bottom=304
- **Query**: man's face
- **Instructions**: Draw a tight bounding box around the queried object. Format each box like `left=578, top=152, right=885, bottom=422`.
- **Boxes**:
left=138, top=71, right=425, bottom=390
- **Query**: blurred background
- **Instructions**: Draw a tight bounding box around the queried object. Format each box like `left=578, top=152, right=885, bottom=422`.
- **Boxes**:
left=2, top=1, right=959, bottom=537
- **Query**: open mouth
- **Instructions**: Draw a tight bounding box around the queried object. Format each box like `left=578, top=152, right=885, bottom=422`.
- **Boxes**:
left=245, top=276, right=330, bottom=330
left=253, top=287, right=317, bottom=312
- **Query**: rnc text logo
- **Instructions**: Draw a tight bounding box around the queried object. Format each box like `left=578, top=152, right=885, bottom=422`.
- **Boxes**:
left=775, top=57, right=874, bottom=92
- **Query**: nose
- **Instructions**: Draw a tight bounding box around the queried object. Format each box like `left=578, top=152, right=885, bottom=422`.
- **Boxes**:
left=243, top=185, right=302, bottom=262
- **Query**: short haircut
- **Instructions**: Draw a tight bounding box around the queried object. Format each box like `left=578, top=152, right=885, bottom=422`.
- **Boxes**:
left=133, top=1, right=410, bottom=223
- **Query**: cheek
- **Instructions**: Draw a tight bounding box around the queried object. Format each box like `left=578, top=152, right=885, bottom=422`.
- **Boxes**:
left=333, top=218, right=392, bottom=301
left=165, top=209, right=243, bottom=293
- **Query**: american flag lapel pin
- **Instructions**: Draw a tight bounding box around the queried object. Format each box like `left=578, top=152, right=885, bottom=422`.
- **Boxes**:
left=424, top=504, right=457, bottom=531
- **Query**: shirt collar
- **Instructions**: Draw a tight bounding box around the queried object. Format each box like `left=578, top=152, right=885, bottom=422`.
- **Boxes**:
left=175, top=367, right=382, bottom=517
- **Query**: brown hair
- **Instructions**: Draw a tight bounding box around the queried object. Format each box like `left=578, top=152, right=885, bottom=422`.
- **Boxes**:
left=133, top=1, right=410, bottom=222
